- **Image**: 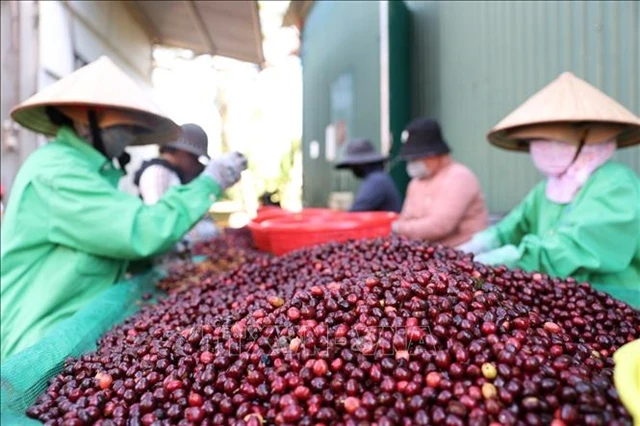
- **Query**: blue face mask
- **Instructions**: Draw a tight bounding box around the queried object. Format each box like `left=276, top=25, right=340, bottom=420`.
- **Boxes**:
left=101, top=126, right=137, bottom=158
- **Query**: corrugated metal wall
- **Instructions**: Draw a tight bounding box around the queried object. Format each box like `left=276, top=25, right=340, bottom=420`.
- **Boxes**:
left=406, top=0, right=640, bottom=213
left=301, top=1, right=380, bottom=207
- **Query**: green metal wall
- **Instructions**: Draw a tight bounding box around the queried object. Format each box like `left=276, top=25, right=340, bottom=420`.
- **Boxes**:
left=301, top=1, right=381, bottom=207
left=406, top=0, right=640, bottom=214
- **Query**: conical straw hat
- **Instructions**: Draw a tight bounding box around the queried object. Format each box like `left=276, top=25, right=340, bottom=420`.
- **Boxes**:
left=488, top=72, right=640, bottom=151
left=11, top=56, right=179, bottom=146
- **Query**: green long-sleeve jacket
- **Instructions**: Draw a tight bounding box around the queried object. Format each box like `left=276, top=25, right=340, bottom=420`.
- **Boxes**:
left=490, top=161, right=640, bottom=308
left=0, top=127, right=221, bottom=359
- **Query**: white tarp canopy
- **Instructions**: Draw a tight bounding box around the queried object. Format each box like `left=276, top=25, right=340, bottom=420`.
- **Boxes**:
left=127, top=0, right=264, bottom=64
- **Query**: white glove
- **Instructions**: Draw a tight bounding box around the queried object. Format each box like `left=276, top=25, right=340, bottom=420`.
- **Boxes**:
left=204, top=152, right=248, bottom=190
left=456, top=230, right=500, bottom=255
left=188, top=217, right=219, bottom=243
left=474, top=245, right=521, bottom=268
left=391, top=221, right=400, bottom=234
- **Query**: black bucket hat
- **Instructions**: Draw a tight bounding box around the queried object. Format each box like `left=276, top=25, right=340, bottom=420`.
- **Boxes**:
left=335, top=138, right=387, bottom=169
left=399, top=118, right=451, bottom=161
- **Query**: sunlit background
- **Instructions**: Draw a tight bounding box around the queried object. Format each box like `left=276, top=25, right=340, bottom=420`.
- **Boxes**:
left=151, top=1, right=302, bottom=224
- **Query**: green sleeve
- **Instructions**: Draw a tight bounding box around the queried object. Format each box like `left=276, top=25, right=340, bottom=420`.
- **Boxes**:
left=39, top=168, right=221, bottom=260
left=492, top=184, right=541, bottom=246
left=517, top=175, right=639, bottom=278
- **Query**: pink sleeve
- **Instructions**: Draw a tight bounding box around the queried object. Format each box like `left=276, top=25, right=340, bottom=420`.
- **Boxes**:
left=396, top=167, right=479, bottom=241
left=398, top=180, right=417, bottom=219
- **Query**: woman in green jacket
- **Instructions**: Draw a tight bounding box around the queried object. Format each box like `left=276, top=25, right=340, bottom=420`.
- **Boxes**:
left=458, top=72, right=640, bottom=308
left=0, top=57, right=247, bottom=359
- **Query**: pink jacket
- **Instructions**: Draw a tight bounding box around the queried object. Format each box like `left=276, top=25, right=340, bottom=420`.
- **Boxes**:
left=396, top=161, right=488, bottom=247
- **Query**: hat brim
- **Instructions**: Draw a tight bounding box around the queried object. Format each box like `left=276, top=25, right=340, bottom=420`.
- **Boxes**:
left=11, top=102, right=180, bottom=147
left=488, top=120, right=640, bottom=152
left=399, top=144, right=450, bottom=161
left=335, top=153, right=387, bottom=169
left=166, top=139, right=210, bottom=158
left=399, top=153, right=430, bottom=161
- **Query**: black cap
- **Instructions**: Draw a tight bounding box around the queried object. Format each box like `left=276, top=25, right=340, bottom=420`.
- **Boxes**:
left=399, top=118, right=451, bottom=161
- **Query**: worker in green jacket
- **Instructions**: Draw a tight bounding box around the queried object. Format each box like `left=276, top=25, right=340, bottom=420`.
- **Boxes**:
left=458, top=72, right=640, bottom=308
left=0, top=56, right=248, bottom=359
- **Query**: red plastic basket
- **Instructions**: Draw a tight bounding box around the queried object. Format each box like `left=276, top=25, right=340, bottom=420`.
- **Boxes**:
left=249, top=208, right=338, bottom=252
left=247, top=221, right=270, bottom=252
left=344, top=211, right=399, bottom=238
left=248, top=209, right=293, bottom=251
left=257, top=206, right=282, bottom=215
left=263, top=211, right=398, bottom=255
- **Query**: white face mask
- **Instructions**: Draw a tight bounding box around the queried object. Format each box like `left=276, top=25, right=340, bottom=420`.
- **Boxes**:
left=406, top=160, right=430, bottom=179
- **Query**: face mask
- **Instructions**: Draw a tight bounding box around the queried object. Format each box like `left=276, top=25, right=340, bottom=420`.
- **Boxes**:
left=530, top=139, right=616, bottom=204
left=406, top=161, right=430, bottom=179
left=529, top=140, right=577, bottom=177
left=101, top=126, right=137, bottom=159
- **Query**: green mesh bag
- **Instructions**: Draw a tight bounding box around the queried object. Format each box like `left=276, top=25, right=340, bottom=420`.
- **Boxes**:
left=1, top=269, right=165, bottom=424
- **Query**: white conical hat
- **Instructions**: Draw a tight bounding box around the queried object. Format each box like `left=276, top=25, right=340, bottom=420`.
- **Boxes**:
left=11, top=56, right=179, bottom=146
left=488, top=72, right=640, bottom=151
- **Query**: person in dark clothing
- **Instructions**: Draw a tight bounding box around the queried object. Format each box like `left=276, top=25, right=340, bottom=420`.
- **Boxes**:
left=335, top=138, right=402, bottom=212
left=134, top=123, right=209, bottom=199
left=134, top=123, right=219, bottom=247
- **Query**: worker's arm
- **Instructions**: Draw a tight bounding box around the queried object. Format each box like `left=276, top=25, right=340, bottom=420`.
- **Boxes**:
left=397, top=180, right=417, bottom=220
left=395, top=169, right=479, bottom=241
left=516, top=175, right=639, bottom=278
left=491, top=184, right=540, bottom=247
left=459, top=184, right=540, bottom=254
left=40, top=166, right=221, bottom=260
